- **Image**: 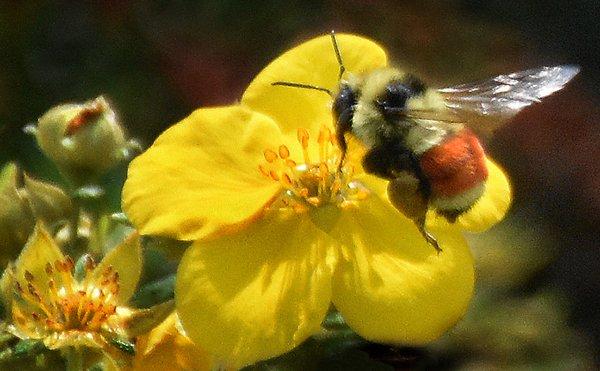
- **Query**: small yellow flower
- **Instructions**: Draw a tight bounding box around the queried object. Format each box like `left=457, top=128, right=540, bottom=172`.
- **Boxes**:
left=2, top=224, right=142, bottom=365
left=123, top=34, right=511, bottom=367
left=129, top=312, right=215, bottom=371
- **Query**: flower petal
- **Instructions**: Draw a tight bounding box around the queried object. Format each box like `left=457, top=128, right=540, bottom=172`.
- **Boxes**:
left=427, top=158, right=512, bottom=232
left=91, top=232, right=142, bottom=304
left=176, top=212, right=334, bottom=368
left=13, top=224, right=65, bottom=305
left=131, top=312, right=213, bottom=371
left=242, top=34, right=388, bottom=136
left=122, top=106, right=284, bottom=240
left=330, top=192, right=474, bottom=344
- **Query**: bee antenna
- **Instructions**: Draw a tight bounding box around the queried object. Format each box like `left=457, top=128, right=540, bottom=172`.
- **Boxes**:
left=271, top=81, right=333, bottom=97
left=330, top=30, right=346, bottom=81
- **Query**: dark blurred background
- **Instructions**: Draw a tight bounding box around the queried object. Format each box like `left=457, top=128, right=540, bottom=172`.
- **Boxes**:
left=0, top=1, right=598, bottom=369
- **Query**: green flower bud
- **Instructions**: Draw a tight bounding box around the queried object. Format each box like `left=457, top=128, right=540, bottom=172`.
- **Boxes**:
left=0, top=163, right=75, bottom=266
left=34, top=96, right=129, bottom=184
left=21, top=173, right=73, bottom=228
left=0, top=164, right=34, bottom=266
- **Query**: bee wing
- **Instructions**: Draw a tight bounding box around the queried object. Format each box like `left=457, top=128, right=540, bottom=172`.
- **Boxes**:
left=431, top=65, right=580, bottom=136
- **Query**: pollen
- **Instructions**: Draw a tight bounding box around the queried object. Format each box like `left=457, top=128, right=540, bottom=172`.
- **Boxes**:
left=259, top=125, right=370, bottom=211
left=12, top=256, right=122, bottom=336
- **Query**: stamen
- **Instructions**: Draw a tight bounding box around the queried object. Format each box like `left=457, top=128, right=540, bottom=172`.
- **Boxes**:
left=258, top=164, right=270, bottom=177
left=45, top=263, right=53, bottom=275
left=281, top=173, right=293, bottom=187
left=12, top=254, right=126, bottom=336
left=263, top=149, right=278, bottom=163
left=24, top=271, right=34, bottom=282
left=297, top=128, right=309, bottom=147
left=259, top=125, right=371, bottom=212
left=297, top=128, right=310, bottom=164
left=278, top=145, right=290, bottom=159
left=269, top=170, right=280, bottom=181
left=65, top=257, right=75, bottom=272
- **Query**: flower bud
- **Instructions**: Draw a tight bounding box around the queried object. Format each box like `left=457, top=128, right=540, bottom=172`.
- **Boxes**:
left=0, top=163, right=75, bottom=266
left=0, top=164, right=34, bottom=266
left=21, top=173, right=73, bottom=227
left=34, top=96, right=128, bottom=184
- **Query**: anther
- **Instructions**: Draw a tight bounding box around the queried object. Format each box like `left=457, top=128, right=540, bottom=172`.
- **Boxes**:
left=263, top=149, right=278, bottom=163
left=269, top=170, right=280, bottom=181
left=45, top=262, right=53, bottom=276
left=102, top=266, right=113, bottom=277
left=278, top=145, right=290, bottom=159
left=297, top=128, right=309, bottom=148
left=282, top=173, right=293, bottom=187
left=24, top=270, right=34, bottom=282
left=318, top=126, right=331, bottom=144
left=258, top=164, right=270, bottom=177
left=27, top=283, right=42, bottom=302
left=66, top=257, right=75, bottom=272
left=106, top=304, right=117, bottom=315
left=285, top=159, right=297, bottom=168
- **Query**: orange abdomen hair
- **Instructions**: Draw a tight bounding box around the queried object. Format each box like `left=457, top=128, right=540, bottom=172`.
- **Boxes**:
left=420, top=129, right=488, bottom=198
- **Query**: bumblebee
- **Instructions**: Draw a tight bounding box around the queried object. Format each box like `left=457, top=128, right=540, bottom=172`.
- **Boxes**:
left=274, top=32, right=579, bottom=252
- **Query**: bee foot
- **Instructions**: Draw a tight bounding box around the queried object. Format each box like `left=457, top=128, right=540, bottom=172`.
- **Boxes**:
left=417, top=222, right=442, bottom=254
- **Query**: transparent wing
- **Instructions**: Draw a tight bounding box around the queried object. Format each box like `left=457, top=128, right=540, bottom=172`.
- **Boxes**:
left=438, top=65, right=579, bottom=117
left=429, top=65, right=580, bottom=135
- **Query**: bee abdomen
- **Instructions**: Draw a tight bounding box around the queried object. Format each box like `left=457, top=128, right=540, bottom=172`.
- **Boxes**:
left=419, top=129, right=488, bottom=214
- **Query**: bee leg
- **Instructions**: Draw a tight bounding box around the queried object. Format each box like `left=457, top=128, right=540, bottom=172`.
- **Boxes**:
left=416, top=217, right=442, bottom=254
left=335, top=135, right=347, bottom=175
left=335, top=109, right=353, bottom=175
left=387, top=175, right=442, bottom=254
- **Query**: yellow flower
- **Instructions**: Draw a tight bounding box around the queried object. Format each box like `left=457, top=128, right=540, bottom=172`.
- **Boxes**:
left=122, top=34, right=511, bottom=367
left=129, top=312, right=215, bottom=371
left=2, top=224, right=142, bottom=366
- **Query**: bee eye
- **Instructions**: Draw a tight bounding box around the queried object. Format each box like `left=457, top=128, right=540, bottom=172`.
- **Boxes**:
left=333, top=84, right=356, bottom=119
left=377, top=82, right=411, bottom=114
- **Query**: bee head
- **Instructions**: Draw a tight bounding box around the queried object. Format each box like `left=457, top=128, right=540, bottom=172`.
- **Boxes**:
left=375, top=75, right=426, bottom=119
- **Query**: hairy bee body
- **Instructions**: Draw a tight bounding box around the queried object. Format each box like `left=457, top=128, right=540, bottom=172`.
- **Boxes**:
left=341, top=68, right=487, bottom=224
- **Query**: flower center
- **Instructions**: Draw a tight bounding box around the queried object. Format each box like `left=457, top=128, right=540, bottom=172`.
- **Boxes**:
left=259, top=126, right=369, bottom=212
left=13, top=256, right=120, bottom=335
